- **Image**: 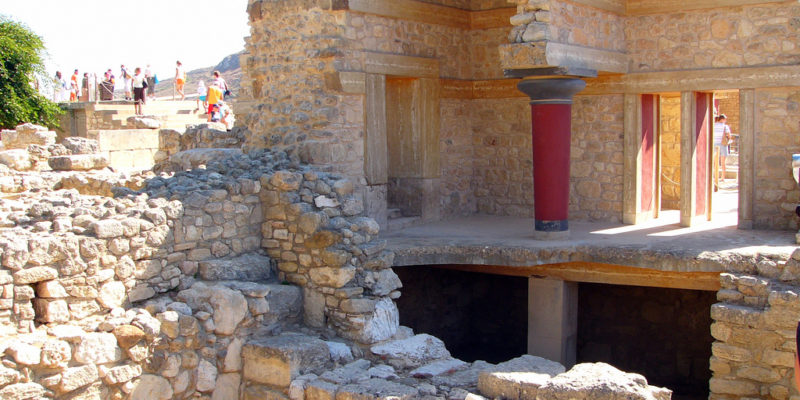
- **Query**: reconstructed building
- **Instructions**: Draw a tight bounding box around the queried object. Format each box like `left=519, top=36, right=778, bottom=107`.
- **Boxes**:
left=236, top=0, right=800, bottom=398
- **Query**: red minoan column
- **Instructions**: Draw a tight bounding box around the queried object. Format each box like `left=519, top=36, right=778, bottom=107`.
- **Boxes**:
left=518, top=78, right=586, bottom=239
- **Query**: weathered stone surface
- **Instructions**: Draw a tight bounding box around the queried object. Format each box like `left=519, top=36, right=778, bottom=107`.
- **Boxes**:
left=326, top=341, right=354, bottom=363
left=243, top=334, right=330, bottom=387
left=0, top=149, right=33, bottom=171
left=40, top=339, right=71, bottom=368
left=337, top=378, right=419, bottom=400
left=127, top=116, right=162, bottom=129
left=0, top=382, right=47, bottom=400
left=310, top=266, right=356, bottom=289
left=319, top=359, right=371, bottom=384
left=536, top=363, right=671, bottom=400
left=73, top=332, right=122, bottom=364
left=92, top=219, right=124, bottom=239
left=62, top=137, right=99, bottom=154
left=266, top=284, right=303, bottom=319
left=197, top=359, right=218, bottom=392
left=306, top=379, right=338, bottom=400
left=212, top=373, right=241, bottom=400
left=0, top=365, right=20, bottom=386
left=353, top=298, right=399, bottom=344
left=198, top=253, right=272, bottom=281
left=97, top=281, right=126, bottom=308
left=370, top=333, right=450, bottom=368
left=104, top=364, right=142, bottom=385
left=478, top=356, right=565, bottom=400
left=130, top=374, right=174, bottom=400
left=5, top=342, right=41, bottom=365
left=49, top=154, right=109, bottom=171
left=224, top=338, right=244, bottom=372
left=169, top=148, right=243, bottom=170
left=60, top=364, right=99, bottom=392
left=37, top=280, right=68, bottom=298
left=33, top=298, right=70, bottom=323
left=411, top=358, right=469, bottom=378
left=14, top=266, right=59, bottom=284
left=114, top=325, right=146, bottom=349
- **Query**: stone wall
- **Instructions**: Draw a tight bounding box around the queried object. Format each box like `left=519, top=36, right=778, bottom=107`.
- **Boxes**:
left=709, top=249, right=800, bottom=399
left=548, top=0, right=626, bottom=52
left=471, top=98, right=534, bottom=216
left=661, top=95, right=681, bottom=210
left=625, top=3, right=800, bottom=73
left=570, top=94, right=625, bottom=222
left=440, top=98, right=478, bottom=218
left=753, top=87, right=800, bottom=230
left=0, top=149, right=401, bottom=399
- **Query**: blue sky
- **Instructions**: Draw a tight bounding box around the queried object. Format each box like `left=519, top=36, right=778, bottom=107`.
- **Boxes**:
left=1, top=0, right=249, bottom=79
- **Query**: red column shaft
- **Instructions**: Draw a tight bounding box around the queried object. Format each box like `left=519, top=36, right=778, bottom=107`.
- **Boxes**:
left=531, top=103, right=572, bottom=224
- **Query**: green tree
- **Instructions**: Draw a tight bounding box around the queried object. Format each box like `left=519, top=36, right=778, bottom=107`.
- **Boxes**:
left=0, top=17, right=61, bottom=130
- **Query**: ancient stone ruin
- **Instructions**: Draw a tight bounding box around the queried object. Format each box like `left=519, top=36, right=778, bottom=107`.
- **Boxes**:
left=2, top=0, right=800, bottom=399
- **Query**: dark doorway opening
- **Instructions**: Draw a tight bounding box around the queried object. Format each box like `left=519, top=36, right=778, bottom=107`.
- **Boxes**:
left=577, top=283, right=714, bottom=399
left=394, top=266, right=527, bottom=363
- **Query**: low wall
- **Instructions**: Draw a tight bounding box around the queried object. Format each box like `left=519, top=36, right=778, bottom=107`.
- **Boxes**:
left=709, top=250, right=800, bottom=399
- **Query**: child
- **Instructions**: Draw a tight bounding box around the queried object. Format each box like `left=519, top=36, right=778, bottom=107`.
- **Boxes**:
left=196, top=81, right=207, bottom=113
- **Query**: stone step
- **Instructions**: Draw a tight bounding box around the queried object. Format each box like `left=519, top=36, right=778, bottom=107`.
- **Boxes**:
left=386, top=216, right=421, bottom=232
left=242, top=333, right=331, bottom=389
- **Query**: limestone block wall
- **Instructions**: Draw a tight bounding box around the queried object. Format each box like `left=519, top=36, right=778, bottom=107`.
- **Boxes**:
left=569, top=94, right=625, bottom=222
left=0, top=149, right=399, bottom=398
left=471, top=98, right=534, bottom=216
left=548, top=0, right=626, bottom=52
left=625, top=3, right=800, bottom=72
left=440, top=98, right=478, bottom=217
left=709, top=249, right=800, bottom=400
left=240, top=1, right=349, bottom=164
left=753, top=87, right=800, bottom=230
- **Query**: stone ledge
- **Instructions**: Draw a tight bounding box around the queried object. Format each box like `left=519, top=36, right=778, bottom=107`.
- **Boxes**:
left=500, top=41, right=628, bottom=75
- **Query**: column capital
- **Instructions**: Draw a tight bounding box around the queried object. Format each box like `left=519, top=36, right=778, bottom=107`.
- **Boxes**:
left=517, top=78, right=586, bottom=105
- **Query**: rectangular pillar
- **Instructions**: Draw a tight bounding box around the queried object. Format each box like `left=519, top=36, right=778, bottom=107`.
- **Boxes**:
left=528, top=277, right=578, bottom=368
left=738, top=89, right=755, bottom=229
left=623, top=94, right=660, bottom=224
left=680, top=91, right=712, bottom=227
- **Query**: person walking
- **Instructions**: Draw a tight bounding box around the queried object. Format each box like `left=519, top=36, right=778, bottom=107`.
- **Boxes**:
left=206, top=81, right=223, bottom=122
left=132, top=67, right=147, bottom=115
left=54, top=71, right=68, bottom=102
left=69, top=69, right=79, bottom=101
left=81, top=72, right=89, bottom=101
left=212, top=70, right=229, bottom=98
left=121, top=65, right=133, bottom=101
left=145, top=64, right=156, bottom=101
left=196, top=80, right=207, bottom=113
left=175, top=60, right=186, bottom=100
left=713, top=114, right=733, bottom=182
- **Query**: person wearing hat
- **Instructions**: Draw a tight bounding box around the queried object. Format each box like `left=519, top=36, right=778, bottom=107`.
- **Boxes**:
left=713, top=114, right=732, bottom=182
left=218, top=100, right=235, bottom=131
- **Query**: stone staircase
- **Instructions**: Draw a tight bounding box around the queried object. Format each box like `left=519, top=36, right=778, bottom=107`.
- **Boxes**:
left=92, top=101, right=207, bottom=130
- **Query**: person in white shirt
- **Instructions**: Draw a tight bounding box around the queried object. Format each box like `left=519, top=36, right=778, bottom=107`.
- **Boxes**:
left=218, top=100, right=235, bottom=131
left=197, top=81, right=207, bottom=112
left=713, top=114, right=732, bottom=181
left=132, top=67, right=147, bottom=115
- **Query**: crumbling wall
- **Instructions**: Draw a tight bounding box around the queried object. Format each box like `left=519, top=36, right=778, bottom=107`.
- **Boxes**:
left=709, top=250, right=800, bottom=399
left=0, top=149, right=399, bottom=398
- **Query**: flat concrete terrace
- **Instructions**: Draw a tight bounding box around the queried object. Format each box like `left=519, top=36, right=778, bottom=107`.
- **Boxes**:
left=382, top=213, right=797, bottom=291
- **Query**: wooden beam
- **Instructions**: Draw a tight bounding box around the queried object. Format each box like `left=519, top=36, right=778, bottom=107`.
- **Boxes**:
left=348, top=0, right=469, bottom=28
left=583, top=65, right=800, bottom=95
left=470, top=8, right=516, bottom=30
left=570, top=0, right=626, bottom=14
left=434, top=262, right=721, bottom=291
left=365, top=74, right=388, bottom=185
left=363, top=52, right=440, bottom=78
left=626, top=0, right=790, bottom=15
left=441, top=79, right=526, bottom=99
